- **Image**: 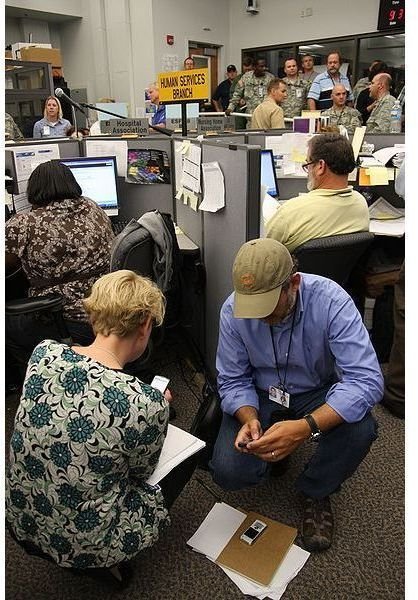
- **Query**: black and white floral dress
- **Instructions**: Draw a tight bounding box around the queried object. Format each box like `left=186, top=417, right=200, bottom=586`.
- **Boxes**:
left=6, top=340, right=170, bottom=568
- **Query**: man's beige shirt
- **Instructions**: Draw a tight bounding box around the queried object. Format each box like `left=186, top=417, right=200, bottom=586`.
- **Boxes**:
left=250, top=97, right=284, bottom=130
left=266, top=186, right=369, bottom=252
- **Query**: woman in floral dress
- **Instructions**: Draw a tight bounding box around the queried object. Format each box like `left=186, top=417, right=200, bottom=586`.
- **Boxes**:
left=6, top=270, right=195, bottom=580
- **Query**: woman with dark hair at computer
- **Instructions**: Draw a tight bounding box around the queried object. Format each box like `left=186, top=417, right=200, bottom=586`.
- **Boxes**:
left=6, top=270, right=196, bottom=586
left=5, top=160, right=114, bottom=373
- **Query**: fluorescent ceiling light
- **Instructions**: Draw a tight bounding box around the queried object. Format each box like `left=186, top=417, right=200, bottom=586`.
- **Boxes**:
left=299, top=44, right=324, bottom=50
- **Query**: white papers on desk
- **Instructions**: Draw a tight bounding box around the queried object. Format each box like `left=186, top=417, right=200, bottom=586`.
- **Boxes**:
left=369, top=218, right=405, bottom=237
left=373, top=145, right=405, bottom=166
left=85, top=139, right=128, bottom=176
left=266, top=133, right=311, bottom=178
left=187, top=502, right=310, bottom=600
left=146, top=425, right=205, bottom=486
left=369, top=197, right=404, bottom=220
left=199, top=162, right=225, bottom=212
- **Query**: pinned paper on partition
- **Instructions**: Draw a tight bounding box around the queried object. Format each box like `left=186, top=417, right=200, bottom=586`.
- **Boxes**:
left=175, top=188, right=183, bottom=200
left=199, top=162, right=225, bottom=212
left=189, top=193, right=199, bottom=211
left=291, top=149, right=306, bottom=163
left=368, top=167, right=389, bottom=186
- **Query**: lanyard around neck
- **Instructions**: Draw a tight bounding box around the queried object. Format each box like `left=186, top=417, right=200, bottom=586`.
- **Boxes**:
left=269, top=295, right=298, bottom=392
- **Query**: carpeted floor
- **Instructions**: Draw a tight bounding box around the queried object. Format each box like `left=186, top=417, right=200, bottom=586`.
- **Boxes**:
left=5, top=331, right=404, bottom=600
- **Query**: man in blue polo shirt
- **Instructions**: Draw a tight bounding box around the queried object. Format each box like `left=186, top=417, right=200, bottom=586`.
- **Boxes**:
left=308, top=51, right=353, bottom=111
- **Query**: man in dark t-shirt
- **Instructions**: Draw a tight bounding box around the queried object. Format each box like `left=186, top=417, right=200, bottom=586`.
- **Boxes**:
left=213, top=65, right=238, bottom=112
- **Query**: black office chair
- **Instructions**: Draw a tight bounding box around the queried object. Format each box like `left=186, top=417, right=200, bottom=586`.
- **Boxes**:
left=293, top=232, right=375, bottom=289
left=5, top=211, right=183, bottom=381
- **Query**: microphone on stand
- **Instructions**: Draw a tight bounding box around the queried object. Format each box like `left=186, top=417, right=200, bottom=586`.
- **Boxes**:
left=54, top=88, right=85, bottom=112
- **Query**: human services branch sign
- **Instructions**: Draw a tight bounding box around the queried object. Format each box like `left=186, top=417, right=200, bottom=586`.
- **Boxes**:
left=158, top=68, right=209, bottom=103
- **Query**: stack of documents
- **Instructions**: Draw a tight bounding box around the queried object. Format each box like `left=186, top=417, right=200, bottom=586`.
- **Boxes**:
left=146, top=425, right=205, bottom=486
left=187, top=502, right=310, bottom=599
left=368, top=197, right=405, bottom=237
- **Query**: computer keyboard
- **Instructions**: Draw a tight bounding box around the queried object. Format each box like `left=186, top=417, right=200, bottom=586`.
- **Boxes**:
left=111, top=220, right=133, bottom=235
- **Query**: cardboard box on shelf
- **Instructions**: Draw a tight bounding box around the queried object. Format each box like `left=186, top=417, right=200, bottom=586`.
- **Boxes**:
left=12, top=42, right=52, bottom=59
left=19, top=47, right=62, bottom=67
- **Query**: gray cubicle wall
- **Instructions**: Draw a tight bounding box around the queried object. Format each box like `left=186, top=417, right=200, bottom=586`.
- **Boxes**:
left=201, top=139, right=261, bottom=374
left=81, top=136, right=175, bottom=220
left=5, top=139, right=82, bottom=195
left=172, top=136, right=204, bottom=248
left=246, top=131, right=405, bottom=203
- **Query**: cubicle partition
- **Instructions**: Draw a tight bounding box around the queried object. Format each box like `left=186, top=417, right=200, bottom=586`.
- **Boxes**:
left=201, top=139, right=261, bottom=373
left=5, top=138, right=82, bottom=195
left=81, top=135, right=175, bottom=220
left=172, top=136, right=205, bottom=248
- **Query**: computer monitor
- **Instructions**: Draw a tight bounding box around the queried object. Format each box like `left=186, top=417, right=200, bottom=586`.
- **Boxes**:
left=60, top=156, right=119, bottom=216
left=260, top=149, right=279, bottom=198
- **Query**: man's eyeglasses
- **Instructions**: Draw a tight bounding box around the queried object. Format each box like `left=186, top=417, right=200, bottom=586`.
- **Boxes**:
left=301, top=160, right=317, bottom=173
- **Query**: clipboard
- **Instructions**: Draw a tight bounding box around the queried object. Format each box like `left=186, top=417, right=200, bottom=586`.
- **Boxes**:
left=215, top=511, right=297, bottom=586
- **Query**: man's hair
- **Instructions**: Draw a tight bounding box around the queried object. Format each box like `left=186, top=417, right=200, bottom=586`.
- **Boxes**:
left=327, top=50, right=342, bottom=63
left=301, top=54, right=313, bottom=61
left=43, top=96, right=63, bottom=120
left=27, top=160, right=82, bottom=206
left=242, top=56, right=254, bottom=68
left=268, top=78, right=286, bottom=93
left=368, top=61, right=389, bottom=82
left=284, top=57, right=298, bottom=67
left=255, top=57, right=266, bottom=64
left=83, top=270, right=166, bottom=337
left=309, top=133, right=356, bottom=175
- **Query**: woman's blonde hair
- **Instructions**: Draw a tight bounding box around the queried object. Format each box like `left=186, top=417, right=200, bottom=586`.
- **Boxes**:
left=43, top=96, right=63, bottom=120
left=83, top=270, right=166, bottom=337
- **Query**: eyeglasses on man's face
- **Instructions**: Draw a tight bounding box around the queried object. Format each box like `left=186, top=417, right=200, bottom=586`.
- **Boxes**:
left=301, top=160, right=317, bottom=173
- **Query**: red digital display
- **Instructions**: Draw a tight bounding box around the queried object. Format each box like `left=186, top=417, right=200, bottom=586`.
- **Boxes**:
left=378, top=0, right=405, bottom=30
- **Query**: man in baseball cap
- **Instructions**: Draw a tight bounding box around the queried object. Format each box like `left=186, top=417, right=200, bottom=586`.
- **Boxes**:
left=210, top=238, right=383, bottom=552
left=212, top=65, right=238, bottom=112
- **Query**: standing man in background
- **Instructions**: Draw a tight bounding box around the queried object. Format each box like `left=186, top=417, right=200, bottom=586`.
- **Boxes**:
left=365, top=73, right=396, bottom=133
left=250, top=78, right=287, bottom=129
left=308, top=51, right=353, bottom=111
left=300, top=54, right=316, bottom=87
left=147, top=83, right=166, bottom=128
left=212, top=65, right=238, bottom=112
left=5, top=113, right=23, bottom=141
left=280, top=57, right=309, bottom=118
left=226, top=58, right=274, bottom=128
left=229, top=56, right=254, bottom=129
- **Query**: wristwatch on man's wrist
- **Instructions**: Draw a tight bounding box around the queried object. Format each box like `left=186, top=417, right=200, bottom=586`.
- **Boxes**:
left=303, top=414, right=322, bottom=441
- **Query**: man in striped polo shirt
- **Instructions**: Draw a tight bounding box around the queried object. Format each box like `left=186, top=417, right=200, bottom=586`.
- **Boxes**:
left=307, top=51, right=353, bottom=111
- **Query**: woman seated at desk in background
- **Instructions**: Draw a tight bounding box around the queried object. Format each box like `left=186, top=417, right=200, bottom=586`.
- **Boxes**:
left=6, top=270, right=196, bottom=584
left=32, top=96, right=71, bottom=139
left=5, top=160, right=114, bottom=371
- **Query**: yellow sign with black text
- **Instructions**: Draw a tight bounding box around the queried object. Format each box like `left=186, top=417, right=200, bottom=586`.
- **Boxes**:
left=158, top=68, right=209, bottom=103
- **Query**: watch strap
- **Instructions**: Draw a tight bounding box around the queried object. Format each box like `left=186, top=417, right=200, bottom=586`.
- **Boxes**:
left=303, top=413, right=321, bottom=437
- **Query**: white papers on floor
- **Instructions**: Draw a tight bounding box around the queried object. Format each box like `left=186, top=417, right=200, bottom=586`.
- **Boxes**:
left=146, top=425, right=205, bottom=486
left=187, top=502, right=310, bottom=600
left=199, top=162, right=225, bottom=212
